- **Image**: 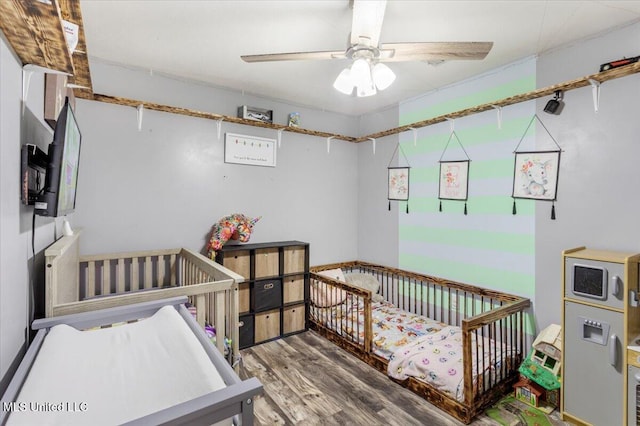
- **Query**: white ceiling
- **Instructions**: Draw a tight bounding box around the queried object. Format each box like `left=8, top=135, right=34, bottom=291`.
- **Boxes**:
left=80, top=1, right=640, bottom=117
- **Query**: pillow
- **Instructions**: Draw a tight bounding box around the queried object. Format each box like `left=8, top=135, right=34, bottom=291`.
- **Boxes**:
left=318, top=268, right=346, bottom=282
left=311, top=268, right=348, bottom=308
left=345, top=273, right=385, bottom=303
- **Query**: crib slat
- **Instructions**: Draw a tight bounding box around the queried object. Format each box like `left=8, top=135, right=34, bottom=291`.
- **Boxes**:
left=144, top=256, right=152, bottom=289
left=157, top=255, right=166, bottom=287
left=195, top=294, right=206, bottom=327
left=185, top=261, right=191, bottom=285
left=87, top=261, right=96, bottom=298
left=214, top=292, right=225, bottom=354
left=230, top=284, right=239, bottom=366
left=184, top=261, right=190, bottom=285
left=462, top=327, right=473, bottom=406
left=102, top=260, right=111, bottom=295
left=117, top=258, right=125, bottom=293
left=131, top=257, right=140, bottom=291
left=169, top=254, right=177, bottom=286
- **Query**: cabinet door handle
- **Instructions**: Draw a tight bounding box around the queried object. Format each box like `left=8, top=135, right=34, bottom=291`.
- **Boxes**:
left=611, top=275, right=621, bottom=297
left=609, top=334, right=618, bottom=367
left=635, top=372, right=640, bottom=383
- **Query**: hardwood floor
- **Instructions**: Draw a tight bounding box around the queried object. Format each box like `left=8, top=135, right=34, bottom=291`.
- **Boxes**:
left=238, top=331, right=566, bottom=425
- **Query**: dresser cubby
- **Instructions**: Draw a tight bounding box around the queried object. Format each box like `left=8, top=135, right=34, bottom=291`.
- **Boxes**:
left=216, top=241, right=309, bottom=349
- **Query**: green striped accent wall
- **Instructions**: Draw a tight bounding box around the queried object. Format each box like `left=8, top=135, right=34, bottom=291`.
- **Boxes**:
left=398, top=58, right=537, bottom=314
left=400, top=75, right=536, bottom=126
left=390, top=280, right=536, bottom=335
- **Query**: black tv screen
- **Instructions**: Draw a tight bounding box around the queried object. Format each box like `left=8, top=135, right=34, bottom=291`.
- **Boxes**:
left=35, top=98, right=82, bottom=217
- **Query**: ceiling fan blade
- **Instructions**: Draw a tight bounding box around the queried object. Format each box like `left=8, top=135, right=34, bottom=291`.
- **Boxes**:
left=379, top=42, right=494, bottom=62
left=350, top=0, right=387, bottom=47
left=241, top=50, right=346, bottom=63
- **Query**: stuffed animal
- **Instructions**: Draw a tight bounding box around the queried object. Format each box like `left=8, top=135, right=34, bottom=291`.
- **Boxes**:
left=206, top=214, right=261, bottom=259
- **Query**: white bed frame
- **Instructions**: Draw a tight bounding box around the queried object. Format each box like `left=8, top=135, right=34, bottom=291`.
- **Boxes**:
left=44, top=230, right=243, bottom=363
left=0, top=297, right=262, bottom=425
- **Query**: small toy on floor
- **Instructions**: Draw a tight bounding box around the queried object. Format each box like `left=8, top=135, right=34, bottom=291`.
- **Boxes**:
left=514, top=324, right=562, bottom=414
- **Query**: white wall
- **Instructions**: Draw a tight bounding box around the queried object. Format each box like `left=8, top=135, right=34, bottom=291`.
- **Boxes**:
left=356, top=107, right=400, bottom=266
left=71, top=61, right=360, bottom=265
left=534, top=22, right=640, bottom=330
left=0, top=36, right=63, bottom=388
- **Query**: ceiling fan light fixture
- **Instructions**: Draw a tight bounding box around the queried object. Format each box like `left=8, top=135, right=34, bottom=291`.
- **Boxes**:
left=350, top=58, right=377, bottom=97
left=333, top=68, right=354, bottom=95
left=372, top=62, right=395, bottom=90
left=351, top=58, right=373, bottom=86
left=356, top=81, right=377, bottom=97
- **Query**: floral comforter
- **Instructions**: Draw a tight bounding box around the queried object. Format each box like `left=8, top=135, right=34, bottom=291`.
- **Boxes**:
left=311, top=299, right=447, bottom=359
left=387, top=326, right=512, bottom=402
left=312, top=298, right=513, bottom=402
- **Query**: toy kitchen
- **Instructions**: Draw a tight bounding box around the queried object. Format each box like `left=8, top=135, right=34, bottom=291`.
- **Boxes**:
left=562, top=247, right=640, bottom=426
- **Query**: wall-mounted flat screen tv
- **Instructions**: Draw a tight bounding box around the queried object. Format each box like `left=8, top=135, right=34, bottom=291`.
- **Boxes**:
left=34, top=97, right=82, bottom=217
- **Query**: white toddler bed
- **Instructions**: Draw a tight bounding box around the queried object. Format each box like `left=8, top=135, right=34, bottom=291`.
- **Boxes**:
left=0, top=297, right=262, bottom=425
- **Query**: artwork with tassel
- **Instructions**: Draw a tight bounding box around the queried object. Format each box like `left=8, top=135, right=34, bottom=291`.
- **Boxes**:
left=438, top=160, right=470, bottom=213
left=388, top=167, right=410, bottom=212
left=387, top=142, right=411, bottom=214
left=511, top=115, right=562, bottom=220
left=438, top=131, right=471, bottom=214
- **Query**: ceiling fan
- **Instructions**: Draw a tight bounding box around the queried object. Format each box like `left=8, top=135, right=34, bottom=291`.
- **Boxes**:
left=241, top=0, right=493, bottom=97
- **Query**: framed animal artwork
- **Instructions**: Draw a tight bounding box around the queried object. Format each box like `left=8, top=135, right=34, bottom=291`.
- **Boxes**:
left=512, top=150, right=561, bottom=201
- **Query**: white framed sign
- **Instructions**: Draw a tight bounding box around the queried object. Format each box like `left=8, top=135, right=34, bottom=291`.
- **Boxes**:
left=224, top=133, right=276, bottom=167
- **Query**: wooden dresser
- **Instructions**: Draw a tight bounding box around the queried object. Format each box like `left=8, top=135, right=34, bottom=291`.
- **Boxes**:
left=215, top=241, right=309, bottom=349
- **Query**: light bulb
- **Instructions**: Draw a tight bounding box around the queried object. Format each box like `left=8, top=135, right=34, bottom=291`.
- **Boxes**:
left=351, top=58, right=375, bottom=97
left=333, top=68, right=353, bottom=95
left=372, top=62, right=396, bottom=90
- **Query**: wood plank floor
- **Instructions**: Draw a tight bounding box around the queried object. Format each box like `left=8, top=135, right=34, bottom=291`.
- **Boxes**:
left=238, top=330, right=568, bottom=425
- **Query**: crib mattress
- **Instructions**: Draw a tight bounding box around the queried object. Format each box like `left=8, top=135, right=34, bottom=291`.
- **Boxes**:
left=7, top=305, right=227, bottom=425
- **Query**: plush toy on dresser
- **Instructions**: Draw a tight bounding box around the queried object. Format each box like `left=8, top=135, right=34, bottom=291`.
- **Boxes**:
left=206, top=213, right=261, bottom=258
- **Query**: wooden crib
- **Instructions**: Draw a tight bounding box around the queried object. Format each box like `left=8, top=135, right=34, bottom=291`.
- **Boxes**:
left=309, top=261, right=531, bottom=424
left=44, top=230, right=243, bottom=364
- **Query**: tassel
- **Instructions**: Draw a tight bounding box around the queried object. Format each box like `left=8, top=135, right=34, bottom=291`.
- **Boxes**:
left=406, top=202, right=409, bottom=214
left=388, top=200, right=391, bottom=211
left=512, top=199, right=517, bottom=215
left=551, top=202, right=556, bottom=220
left=439, top=200, right=442, bottom=212
left=464, top=202, right=467, bottom=215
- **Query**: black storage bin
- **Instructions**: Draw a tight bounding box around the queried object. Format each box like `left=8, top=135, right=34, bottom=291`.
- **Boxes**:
left=253, top=279, right=282, bottom=312
left=239, top=314, right=254, bottom=349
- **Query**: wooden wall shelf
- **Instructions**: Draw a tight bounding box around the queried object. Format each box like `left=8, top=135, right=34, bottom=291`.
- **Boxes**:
left=0, top=0, right=73, bottom=75
left=58, top=0, right=92, bottom=93
left=2, top=1, right=640, bottom=145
